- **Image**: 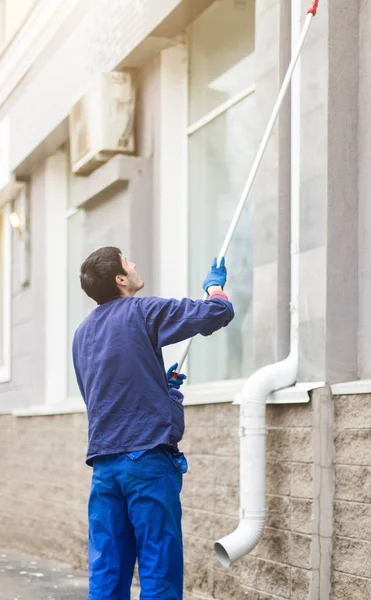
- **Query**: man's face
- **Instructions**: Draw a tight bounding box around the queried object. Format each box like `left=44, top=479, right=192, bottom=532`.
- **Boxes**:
left=120, top=255, right=144, bottom=295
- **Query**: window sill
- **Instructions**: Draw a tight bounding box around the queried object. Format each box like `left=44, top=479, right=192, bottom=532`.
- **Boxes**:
left=184, top=379, right=246, bottom=406
left=10, top=381, right=329, bottom=417
left=12, top=397, right=86, bottom=417
left=9, top=380, right=371, bottom=418
left=184, top=380, right=325, bottom=406
left=331, top=380, right=371, bottom=395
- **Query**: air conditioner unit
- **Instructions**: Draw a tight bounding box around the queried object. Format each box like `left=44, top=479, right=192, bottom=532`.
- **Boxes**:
left=69, top=71, right=135, bottom=176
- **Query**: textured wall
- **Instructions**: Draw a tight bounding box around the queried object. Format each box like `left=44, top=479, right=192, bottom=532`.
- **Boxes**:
left=180, top=397, right=321, bottom=599
left=0, top=401, right=317, bottom=598
left=0, top=413, right=89, bottom=569
left=332, top=394, right=371, bottom=599
left=297, top=0, right=329, bottom=382
left=2, top=393, right=371, bottom=599
left=358, top=0, right=371, bottom=379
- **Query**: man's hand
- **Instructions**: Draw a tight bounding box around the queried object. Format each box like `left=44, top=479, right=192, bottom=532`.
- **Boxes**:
left=166, top=363, right=187, bottom=390
left=203, top=257, right=227, bottom=294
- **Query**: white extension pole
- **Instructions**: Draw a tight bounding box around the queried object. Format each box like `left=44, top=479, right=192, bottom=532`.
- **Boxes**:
left=177, top=1, right=319, bottom=373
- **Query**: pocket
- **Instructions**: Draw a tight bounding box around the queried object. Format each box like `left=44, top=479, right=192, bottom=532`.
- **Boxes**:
left=158, top=446, right=188, bottom=476
left=171, top=451, right=188, bottom=475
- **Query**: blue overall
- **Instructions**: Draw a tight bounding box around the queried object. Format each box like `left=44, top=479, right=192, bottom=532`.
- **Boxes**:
left=89, top=447, right=187, bottom=600
left=73, top=294, right=234, bottom=599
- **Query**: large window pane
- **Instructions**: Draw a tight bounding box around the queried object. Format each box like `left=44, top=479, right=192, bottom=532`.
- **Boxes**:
left=67, top=189, right=131, bottom=397
left=189, top=0, right=255, bottom=124
left=188, top=94, right=256, bottom=384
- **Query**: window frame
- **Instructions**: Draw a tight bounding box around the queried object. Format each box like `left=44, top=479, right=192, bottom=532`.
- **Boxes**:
left=0, top=202, right=12, bottom=383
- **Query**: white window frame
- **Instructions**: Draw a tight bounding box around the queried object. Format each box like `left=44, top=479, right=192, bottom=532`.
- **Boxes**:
left=44, top=151, right=68, bottom=405
left=0, top=201, right=12, bottom=383
left=65, top=205, right=86, bottom=407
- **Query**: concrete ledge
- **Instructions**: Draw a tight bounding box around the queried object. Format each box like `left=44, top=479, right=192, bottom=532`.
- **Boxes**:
left=331, top=380, right=371, bottom=395
left=70, top=155, right=150, bottom=209
left=12, top=400, right=86, bottom=417
left=10, top=380, right=326, bottom=416
left=184, top=380, right=324, bottom=406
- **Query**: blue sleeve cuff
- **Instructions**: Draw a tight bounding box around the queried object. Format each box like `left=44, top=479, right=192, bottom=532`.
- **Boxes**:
left=168, top=387, right=184, bottom=404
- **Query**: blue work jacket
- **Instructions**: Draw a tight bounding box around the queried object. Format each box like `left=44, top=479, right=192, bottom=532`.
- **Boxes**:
left=73, top=294, right=234, bottom=465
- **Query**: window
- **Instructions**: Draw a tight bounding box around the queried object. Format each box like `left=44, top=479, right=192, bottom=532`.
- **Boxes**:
left=0, top=203, right=12, bottom=382
left=188, top=0, right=256, bottom=384
left=67, top=186, right=131, bottom=398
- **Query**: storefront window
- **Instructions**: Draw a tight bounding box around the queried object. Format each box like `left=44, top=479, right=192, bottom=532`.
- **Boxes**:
left=188, top=0, right=256, bottom=384
left=67, top=190, right=131, bottom=397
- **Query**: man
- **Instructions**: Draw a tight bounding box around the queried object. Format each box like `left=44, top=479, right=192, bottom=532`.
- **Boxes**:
left=73, top=246, right=234, bottom=600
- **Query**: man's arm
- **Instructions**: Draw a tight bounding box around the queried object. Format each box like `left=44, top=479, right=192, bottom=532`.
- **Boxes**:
left=140, top=258, right=234, bottom=350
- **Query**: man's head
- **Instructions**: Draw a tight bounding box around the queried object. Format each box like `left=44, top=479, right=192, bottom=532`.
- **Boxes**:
left=80, top=247, right=144, bottom=304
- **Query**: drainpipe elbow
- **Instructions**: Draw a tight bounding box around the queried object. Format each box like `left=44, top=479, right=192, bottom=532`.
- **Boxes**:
left=215, top=516, right=266, bottom=567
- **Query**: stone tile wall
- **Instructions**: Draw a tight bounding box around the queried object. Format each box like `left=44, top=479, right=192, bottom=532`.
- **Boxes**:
left=332, top=395, right=371, bottom=599
left=1, top=391, right=370, bottom=599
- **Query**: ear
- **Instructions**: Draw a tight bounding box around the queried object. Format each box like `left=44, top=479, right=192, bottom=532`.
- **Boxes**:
left=116, top=274, right=127, bottom=288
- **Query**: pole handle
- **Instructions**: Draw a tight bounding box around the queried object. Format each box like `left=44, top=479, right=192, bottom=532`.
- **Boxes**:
left=307, top=0, right=319, bottom=16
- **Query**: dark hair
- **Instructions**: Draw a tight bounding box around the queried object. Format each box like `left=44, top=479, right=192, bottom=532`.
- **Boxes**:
left=80, top=247, right=127, bottom=305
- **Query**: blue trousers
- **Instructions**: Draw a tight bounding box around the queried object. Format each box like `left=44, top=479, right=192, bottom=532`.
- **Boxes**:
left=88, top=447, right=186, bottom=600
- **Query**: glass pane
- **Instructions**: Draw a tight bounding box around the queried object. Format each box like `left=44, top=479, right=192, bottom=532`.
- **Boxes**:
left=188, top=94, right=256, bottom=384
left=0, top=211, right=4, bottom=365
left=67, top=189, right=130, bottom=397
left=189, top=0, right=255, bottom=124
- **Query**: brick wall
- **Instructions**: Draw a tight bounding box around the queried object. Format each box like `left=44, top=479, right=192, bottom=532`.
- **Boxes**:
left=181, top=401, right=315, bottom=599
left=332, top=395, right=371, bottom=599
left=0, top=413, right=89, bottom=569
left=2, top=392, right=370, bottom=599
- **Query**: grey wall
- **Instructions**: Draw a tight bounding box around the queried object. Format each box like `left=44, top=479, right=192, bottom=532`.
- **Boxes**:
left=295, top=0, right=359, bottom=384
left=277, top=0, right=292, bottom=362
left=297, top=0, right=329, bottom=382
left=326, top=0, right=359, bottom=383
left=358, top=0, right=371, bottom=379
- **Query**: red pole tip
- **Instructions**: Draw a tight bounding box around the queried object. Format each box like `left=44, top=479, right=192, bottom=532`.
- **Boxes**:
left=307, top=0, right=319, bottom=15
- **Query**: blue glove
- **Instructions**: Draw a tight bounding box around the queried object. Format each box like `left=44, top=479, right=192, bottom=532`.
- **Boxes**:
left=203, top=257, right=227, bottom=293
left=166, top=363, right=187, bottom=390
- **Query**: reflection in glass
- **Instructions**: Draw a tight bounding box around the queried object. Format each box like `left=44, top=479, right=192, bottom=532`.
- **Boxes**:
left=188, top=95, right=256, bottom=384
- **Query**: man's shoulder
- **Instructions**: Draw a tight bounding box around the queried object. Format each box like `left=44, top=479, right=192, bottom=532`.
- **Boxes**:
left=137, top=295, right=176, bottom=314
left=73, top=307, right=97, bottom=341
left=137, top=295, right=170, bottom=307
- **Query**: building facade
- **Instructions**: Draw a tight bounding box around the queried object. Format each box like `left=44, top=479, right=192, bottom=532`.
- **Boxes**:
left=1, top=0, right=371, bottom=598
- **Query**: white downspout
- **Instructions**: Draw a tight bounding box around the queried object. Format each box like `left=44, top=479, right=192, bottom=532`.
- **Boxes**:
left=214, top=0, right=303, bottom=567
